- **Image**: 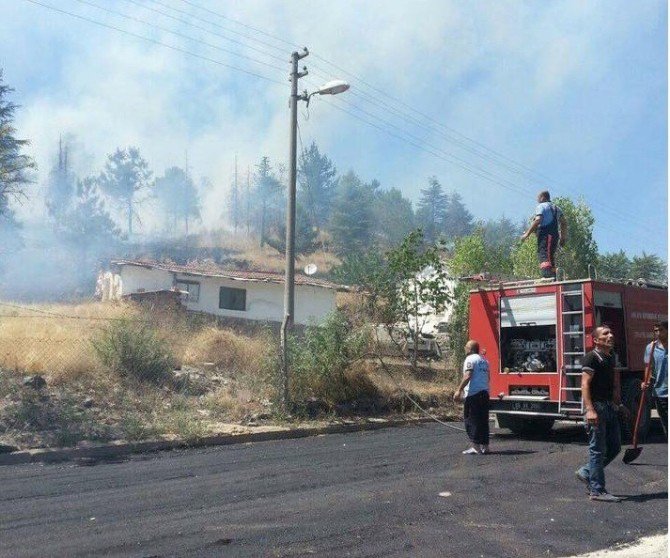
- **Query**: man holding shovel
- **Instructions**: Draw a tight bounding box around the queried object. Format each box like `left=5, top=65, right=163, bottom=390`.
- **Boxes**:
left=575, top=326, right=629, bottom=502
left=643, top=321, right=668, bottom=437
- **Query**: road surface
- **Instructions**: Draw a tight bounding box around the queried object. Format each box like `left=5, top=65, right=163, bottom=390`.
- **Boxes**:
left=0, top=422, right=666, bottom=557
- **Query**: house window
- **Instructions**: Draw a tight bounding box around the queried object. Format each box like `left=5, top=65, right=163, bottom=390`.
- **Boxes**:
left=219, top=286, right=246, bottom=311
left=176, top=281, right=200, bottom=303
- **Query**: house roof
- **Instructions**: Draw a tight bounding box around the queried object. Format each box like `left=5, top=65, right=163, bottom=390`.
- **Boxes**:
left=111, top=259, right=349, bottom=291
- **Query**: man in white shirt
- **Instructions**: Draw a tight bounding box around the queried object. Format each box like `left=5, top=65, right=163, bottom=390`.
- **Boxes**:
left=454, top=340, right=490, bottom=454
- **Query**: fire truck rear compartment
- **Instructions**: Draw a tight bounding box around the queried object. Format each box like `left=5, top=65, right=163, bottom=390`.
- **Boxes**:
left=470, top=279, right=668, bottom=437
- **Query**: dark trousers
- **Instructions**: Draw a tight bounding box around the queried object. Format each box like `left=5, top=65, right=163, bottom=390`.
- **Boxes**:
left=464, top=390, right=490, bottom=446
left=537, top=228, right=558, bottom=279
left=656, top=396, right=668, bottom=438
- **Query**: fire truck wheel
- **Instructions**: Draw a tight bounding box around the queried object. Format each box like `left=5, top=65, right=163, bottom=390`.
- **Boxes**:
left=620, top=376, right=652, bottom=443
left=495, top=414, right=555, bottom=436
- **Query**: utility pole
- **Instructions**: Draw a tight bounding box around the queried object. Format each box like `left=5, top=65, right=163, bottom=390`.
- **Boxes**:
left=280, top=47, right=309, bottom=411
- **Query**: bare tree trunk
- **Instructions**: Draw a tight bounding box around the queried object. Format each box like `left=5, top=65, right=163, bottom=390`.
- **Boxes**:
left=260, top=200, right=266, bottom=247
left=127, top=198, right=133, bottom=238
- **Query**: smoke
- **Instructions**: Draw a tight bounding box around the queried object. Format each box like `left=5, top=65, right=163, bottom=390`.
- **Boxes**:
left=0, top=0, right=666, bottom=295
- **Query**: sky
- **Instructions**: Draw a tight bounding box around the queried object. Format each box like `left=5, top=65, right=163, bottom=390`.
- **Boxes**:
left=1, top=0, right=667, bottom=258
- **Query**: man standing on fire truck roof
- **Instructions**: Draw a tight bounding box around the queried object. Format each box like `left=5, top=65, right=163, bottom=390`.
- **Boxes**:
left=575, top=326, right=629, bottom=502
left=520, top=190, right=567, bottom=280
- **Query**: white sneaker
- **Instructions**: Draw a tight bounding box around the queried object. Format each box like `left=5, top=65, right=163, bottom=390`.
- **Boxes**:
left=462, top=447, right=479, bottom=455
left=480, top=446, right=489, bottom=454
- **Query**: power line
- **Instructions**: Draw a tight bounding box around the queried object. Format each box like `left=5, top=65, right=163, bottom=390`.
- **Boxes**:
left=312, top=97, right=655, bottom=246
left=21, top=0, right=659, bottom=247
left=316, top=97, right=530, bottom=197
left=306, top=66, right=652, bottom=233
left=177, top=0, right=299, bottom=50
left=122, top=0, right=290, bottom=66
left=73, top=0, right=287, bottom=74
left=66, top=0, right=537, bottom=204
left=22, top=0, right=286, bottom=86
left=135, top=0, right=651, bottom=232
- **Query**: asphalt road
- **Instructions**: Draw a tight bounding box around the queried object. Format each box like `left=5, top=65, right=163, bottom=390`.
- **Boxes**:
left=0, top=422, right=666, bottom=558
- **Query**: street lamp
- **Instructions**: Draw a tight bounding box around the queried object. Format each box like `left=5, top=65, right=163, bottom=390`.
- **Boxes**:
left=280, top=48, right=349, bottom=411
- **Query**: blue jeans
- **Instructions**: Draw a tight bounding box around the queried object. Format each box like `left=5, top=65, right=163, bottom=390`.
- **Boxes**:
left=577, top=401, right=621, bottom=494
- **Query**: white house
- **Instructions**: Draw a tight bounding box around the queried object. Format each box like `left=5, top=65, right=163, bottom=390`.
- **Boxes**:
left=107, top=260, right=346, bottom=326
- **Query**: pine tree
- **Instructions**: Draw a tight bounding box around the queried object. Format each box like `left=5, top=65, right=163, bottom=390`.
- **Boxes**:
left=630, top=252, right=667, bottom=283
left=97, top=147, right=152, bottom=238
left=598, top=250, right=631, bottom=280
left=328, top=171, right=373, bottom=256
left=228, top=156, right=240, bottom=232
left=265, top=203, right=319, bottom=256
left=154, top=166, right=201, bottom=235
left=254, top=156, right=283, bottom=247
left=0, top=70, right=35, bottom=213
left=416, top=177, right=448, bottom=244
left=45, top=135, right=76, bottom=222
left=443, top=191, right=474, bottom=239
left=64, top=177, right=120, bottom=245
left=372, top=187, right=415, bottom=249
left=297, top=142, right=337, bottom=231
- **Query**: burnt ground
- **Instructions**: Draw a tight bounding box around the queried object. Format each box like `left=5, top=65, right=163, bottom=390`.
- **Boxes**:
left=0, top=422, right=666, bottom=557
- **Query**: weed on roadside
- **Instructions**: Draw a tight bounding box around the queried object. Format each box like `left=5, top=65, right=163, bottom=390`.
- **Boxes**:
left=92, top=319, right=175, bottom=385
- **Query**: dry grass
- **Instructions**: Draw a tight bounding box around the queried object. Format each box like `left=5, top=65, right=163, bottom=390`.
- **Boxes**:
left=181, top=327, right=273, bottom=378
left=0, top=301, right=141, bottom=383
left=196, top=228, right=341, bottom=274
left=0, top=299, right=460, bottom=449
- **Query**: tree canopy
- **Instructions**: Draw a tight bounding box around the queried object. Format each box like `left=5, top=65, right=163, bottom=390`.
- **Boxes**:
left=298, top=141, right=338, bottom=231
left=329, top=171, right=374, bottom=256
left=416, top=177, right=448, bottom=244
left=97, top=147, right=152, bottom=237
left=154, top=166, right=200, bottom=235
left=0, top=70, right=35, bottom=212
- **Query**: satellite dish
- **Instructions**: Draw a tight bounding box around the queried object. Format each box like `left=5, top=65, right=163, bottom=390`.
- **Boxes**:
left=304, top=263, right=318, bottom=276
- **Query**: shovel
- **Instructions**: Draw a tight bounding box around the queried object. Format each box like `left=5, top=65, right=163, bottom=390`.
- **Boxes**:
left=623, top=341, right=656, bottom=464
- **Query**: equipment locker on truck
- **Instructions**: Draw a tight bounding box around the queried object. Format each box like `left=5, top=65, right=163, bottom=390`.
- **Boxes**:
left=468, top=277, right=667, bottom=436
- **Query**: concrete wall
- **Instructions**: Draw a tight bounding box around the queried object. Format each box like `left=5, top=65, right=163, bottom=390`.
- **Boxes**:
left=118, top=265, right=336, bottom=325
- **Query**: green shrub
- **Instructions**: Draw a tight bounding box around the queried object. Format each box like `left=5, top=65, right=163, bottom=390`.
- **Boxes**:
left=289, top=311, right=373, bottom=405
left=92, top=319, right=175, bottom=385
left=446, top=282, right=471, bottom=368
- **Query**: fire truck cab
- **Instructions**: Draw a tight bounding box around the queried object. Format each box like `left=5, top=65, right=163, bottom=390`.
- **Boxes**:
left=469, top=278, right=668, bottom=436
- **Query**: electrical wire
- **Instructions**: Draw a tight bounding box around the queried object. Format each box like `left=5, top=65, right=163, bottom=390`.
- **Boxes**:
left=305, top=68, right=653, bottom=233
left=312, top=96, right=654, bottom=246
left=132, top=1, right=655, bottom=233
left=21, top=0, right=659, bottom=247
left=176, top=0, right=299, bottom=50
left=21, top=0, right=286, bottom=86
left=122, top=0, right=290, bottom=66
left=159, top=0, right=650, bottom=230
left=73, top=0, right=288, bottom=74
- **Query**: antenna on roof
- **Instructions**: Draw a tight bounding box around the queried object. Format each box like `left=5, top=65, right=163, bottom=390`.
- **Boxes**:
left=304, top=263, right=318, bottom=276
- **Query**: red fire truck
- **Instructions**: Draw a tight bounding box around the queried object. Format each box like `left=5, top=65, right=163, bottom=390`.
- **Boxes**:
left=468, top=277, right=668, bottom=436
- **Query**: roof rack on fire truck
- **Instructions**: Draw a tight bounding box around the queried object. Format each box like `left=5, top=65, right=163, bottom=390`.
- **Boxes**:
left=461, top=267, right=667, bottom=292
